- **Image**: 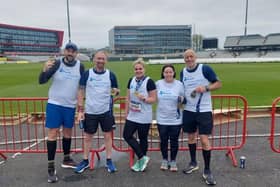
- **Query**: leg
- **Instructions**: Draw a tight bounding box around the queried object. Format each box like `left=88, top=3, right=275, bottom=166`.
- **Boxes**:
left=47, top=128, right=59, bottom=183
left=104, top=131, right=113, bottom=159
left=197, top=112, right=213, bottom=172
left=123, top=120, right=143, bottom=159
left=200, top=135, right=211, bottom=171
left=137, top=123, right=150, bottom=156
left=45, top=103, right=61, bottom=183
left=182, top=110, right=198, bottom=164
left=62, top=128, right=72, bottom=159
left=169, top=125, right=181, bottom=161
left=188, top=133, right=197, bottom=163
left=157, top=124, right=169, bottom=160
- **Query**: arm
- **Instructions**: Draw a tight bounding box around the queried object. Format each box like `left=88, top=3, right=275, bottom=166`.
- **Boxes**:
left=77, top=70, right=88, bottom=121
left=195, top=65, right=222, bottom=93
left=125, top=89, right=130, bottom=118
left=144, top=89, right=157, bottom=104
left=77, top=86, right=85, bottom=121
left=38, top=59, right=59, bottom=84
left=137, top=79, right=157, bottom=104
left=110, top=71, right=120, bottom=96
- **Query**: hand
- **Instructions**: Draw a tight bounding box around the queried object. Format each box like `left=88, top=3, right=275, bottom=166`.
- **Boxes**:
left=136, top=93, right=146, bottom=102
left=111, top=88, right=120, bottom=96
left=177, top=96, right=184, bottom=103
left=43, top=59, right=55, bottom=72
left=195, top=86, right=207, bottom=93
left=77, top=112, right=85, bottom=122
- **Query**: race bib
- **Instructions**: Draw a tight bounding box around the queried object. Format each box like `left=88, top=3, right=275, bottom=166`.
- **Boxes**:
left=130, top=100, right=142, bottom=112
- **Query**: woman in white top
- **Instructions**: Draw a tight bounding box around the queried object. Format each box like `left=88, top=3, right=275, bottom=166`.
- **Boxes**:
left=123, top=58, right=157, bottom=172
left=156, top=64, right=184, bottom=172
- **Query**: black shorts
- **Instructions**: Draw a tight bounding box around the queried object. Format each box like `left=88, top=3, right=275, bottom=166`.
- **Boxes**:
left=84, top=111, right=114, bottom=134
left=182, top=110, right=213, bottom=135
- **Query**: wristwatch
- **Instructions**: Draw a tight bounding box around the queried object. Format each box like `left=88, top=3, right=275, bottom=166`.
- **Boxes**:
left=205, top=85, right=210, bottom=92
left=142, top=97, right=146, bottom=102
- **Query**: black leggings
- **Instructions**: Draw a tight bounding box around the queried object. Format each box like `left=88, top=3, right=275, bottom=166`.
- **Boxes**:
left=123, top=120, right=151, bottom=159
left=157, top=124, right=181, bottom=161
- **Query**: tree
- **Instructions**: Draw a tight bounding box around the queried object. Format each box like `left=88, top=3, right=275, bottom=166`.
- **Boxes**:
left=192, top=34, right=203, bottom=51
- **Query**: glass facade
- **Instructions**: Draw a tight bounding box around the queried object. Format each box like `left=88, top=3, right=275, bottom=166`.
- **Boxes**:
left=0, top=23, right=63, bottom=55
left=109, top=25, right=192, bottom=54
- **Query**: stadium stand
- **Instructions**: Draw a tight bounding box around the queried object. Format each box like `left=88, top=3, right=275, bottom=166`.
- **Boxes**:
left=224, top=33, right=280, bottom=51
left=224, top=36, right=240, bottom=48
left=238, top=34, right=264, bottom=47
left=263, top=33, right=280, bottom=49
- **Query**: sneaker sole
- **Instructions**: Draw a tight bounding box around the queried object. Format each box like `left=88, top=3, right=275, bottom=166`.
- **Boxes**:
left=160, top=166, right=168, bottom=170
left=131, top=166, right=140, bottom=172
left=48, top=177, right=58, bottom=183
left=75, top=165, right=89, bottom=173
left=170, top=168, right=178, bottom=172
left=183, top=166, right=199, bottom=174
left=61, top=164, right=77, bottom=169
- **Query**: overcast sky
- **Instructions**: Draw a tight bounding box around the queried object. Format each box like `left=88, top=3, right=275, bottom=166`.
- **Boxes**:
left=1, top=0, right=279, bottom=49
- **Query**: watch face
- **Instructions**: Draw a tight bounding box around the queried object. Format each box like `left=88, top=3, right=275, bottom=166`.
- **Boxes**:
left=190, top=90, right=196, bottom=98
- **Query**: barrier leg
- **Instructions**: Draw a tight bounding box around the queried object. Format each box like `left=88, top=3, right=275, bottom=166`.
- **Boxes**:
left=226, top=148, right=237, bottom=167
left=90, top=151, right=95, bottom=170
left=0, top=152, right=7, bottom=160
left=129, top=150, right=134, bottom=167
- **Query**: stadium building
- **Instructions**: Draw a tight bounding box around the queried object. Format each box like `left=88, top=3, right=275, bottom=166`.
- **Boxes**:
left=109, top=25, right=192, bottom=55
left=0, top=23, right=63, bottom=56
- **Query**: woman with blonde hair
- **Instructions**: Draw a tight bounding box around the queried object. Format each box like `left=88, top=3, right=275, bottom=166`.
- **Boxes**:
left=123, top=58, right=157, bottom=172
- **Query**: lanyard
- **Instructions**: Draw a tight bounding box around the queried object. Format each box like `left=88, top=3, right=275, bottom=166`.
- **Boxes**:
left=135, top=76, right=146, bottom=92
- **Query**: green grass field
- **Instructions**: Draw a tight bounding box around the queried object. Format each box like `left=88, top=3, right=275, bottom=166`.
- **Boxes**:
left=0, top=61, right=279, bottom=106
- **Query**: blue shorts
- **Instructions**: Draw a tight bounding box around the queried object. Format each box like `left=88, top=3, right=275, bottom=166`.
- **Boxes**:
left=46, top=103, right=76, bottom=129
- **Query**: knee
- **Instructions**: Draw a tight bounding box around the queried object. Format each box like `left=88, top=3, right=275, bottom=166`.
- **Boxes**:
left=63, top=128, right=72, bottom=138
left=188, top=134, right=196, bottom=144
left=104, top=132, right=112, bottom=140
left=200, top=138, right=210, bottom=149
left=84, top=134, right=92, bottom=143
left=123, top=131, right=130, bottom=141
left=48, top=129, right=59, bottom=140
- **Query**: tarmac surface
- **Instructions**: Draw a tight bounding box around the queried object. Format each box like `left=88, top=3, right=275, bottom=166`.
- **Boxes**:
left=1, top=117, right=280, bottom=187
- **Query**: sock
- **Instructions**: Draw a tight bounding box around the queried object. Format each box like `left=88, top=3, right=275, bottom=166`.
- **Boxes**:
left=47, top=140, right=57, bottom=162
left=202, top=149, right=211, bottom=172
left=62, top=137, right=71, bottom=160
left=48, top=160, right=55, bottom=170
left=188, top=143, right=197, bottom=164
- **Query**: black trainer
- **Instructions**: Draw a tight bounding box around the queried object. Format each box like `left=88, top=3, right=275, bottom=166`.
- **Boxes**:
left=182, top=162, right=199, bottom=174
left=61, top=158, right=77, bottom=169
left=203, top=170, right=217, bottom=185
left=48, top=168, right=58, bottom=183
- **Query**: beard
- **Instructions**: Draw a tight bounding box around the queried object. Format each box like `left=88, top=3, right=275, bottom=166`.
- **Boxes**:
left=65, top=55, right=74, bottom=62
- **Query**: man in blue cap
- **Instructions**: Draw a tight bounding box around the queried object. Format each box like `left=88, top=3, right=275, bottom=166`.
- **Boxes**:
left=39, top=42, right=85, bottom=183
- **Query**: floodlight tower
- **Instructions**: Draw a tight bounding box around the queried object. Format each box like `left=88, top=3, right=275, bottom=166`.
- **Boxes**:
left=66, top=0, right=71, bottom=42
left=244, top=0, right=248, bottom=36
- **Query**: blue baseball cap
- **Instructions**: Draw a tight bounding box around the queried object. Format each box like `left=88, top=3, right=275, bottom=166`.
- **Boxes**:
left=65, top=42, right=78, bottom=51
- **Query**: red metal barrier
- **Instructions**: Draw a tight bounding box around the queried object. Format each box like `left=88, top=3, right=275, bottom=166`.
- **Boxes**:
left=112, top=95, right=248, bottom=167
left=0, top=96, right=248, bottom=168
left=0, top=97, right=102, bottom=167
left=270, top=97, right=280, bottom=153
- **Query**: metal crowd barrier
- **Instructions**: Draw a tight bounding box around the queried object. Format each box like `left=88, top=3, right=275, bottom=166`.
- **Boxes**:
left=112, top=95, right=247, bottom=167
left=270, top=97, right=280, bottom=153
left=0, top=95, right=247, bottom=168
